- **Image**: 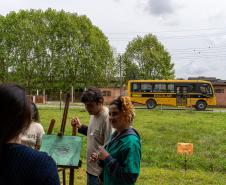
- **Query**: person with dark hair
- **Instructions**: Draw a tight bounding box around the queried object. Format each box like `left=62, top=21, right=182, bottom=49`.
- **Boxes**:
left=0, top=84, right=60, bottom=185
left=71, top=87, right=113, bottom=185
left=90, top=96, right=141, bottom=185
left=20, top=102, right=45, bottom=150
left=31, top=102, right=40, bottom=122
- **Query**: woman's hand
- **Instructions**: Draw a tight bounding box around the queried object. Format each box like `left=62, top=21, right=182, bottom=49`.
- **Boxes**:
left=89, top=146, right=110, bottom=163
left=97, top=146, right=109, bottom=160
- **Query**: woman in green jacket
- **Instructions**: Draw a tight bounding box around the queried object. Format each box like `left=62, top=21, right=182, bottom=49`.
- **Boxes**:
left=90, top=96, right=141, bottom=185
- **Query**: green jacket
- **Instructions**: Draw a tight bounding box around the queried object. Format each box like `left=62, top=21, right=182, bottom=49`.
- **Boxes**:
left=102, top=128, right=141, bottom=185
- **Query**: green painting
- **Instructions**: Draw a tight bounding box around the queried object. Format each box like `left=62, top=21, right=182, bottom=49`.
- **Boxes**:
left=40, top=135, right=82, bottom=167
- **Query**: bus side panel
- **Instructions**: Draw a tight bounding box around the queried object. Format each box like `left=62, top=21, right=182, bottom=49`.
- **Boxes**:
left=186, top=97, right=216, bottom=107
left=156, top=97, right=176, bottom=106
left=130, top=96, right=149, bottom=105
left=130, top=94, right=177, bottom=106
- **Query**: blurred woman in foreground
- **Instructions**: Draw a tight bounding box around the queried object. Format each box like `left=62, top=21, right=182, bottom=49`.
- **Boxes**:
left=0, top=84, right=60, bottom=185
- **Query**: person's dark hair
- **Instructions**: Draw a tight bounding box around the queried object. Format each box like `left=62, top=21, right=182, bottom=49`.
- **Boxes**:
left=81, top=87, right=103, bottom=103
left=31, top=102, right=40, bottom=122
left=0, top=84, right=31, bottom=157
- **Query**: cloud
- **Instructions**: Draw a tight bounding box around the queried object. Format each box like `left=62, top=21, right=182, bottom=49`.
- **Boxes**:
left=208, top=11, right=226, bottom=26
left=175, top=59, right=226, bottom=79
left=145, top=0, right=175, bottom=16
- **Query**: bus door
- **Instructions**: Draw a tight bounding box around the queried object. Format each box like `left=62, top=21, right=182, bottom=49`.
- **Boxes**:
left=176, top=86, right=188, bottom=106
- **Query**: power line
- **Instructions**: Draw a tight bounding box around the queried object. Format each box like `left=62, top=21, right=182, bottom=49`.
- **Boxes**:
left=108, top=32, right=226, bottom=40
left=105, top=26, right=226, bottom=34
left=107, top=27, right=226, bottom=62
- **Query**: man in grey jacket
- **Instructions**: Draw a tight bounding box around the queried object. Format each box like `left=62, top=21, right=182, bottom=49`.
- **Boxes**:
left=71, top=87, right=113, bottom=185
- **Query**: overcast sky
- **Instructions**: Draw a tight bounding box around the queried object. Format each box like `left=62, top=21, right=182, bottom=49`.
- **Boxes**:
left=1, top=0, right=226, bottom=79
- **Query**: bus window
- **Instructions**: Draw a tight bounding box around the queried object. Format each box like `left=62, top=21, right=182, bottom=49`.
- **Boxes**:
left=153, top=83, right=167, bottom=92
left=132, top=83, right=140, bottom=92
left=182, top=87, right=188, bottom=94
left=176, top=86, right=188, bottom=94
left=199, top=84, right=212, bottom=95
left=187, top=84, right=195, bottom=93
left=167, top=83, right=175, bottom=93
left=141, top=83, right=152, bottom=92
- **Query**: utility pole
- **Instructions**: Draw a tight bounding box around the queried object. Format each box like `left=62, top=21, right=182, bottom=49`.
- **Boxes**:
left=119, top=55, right=123, bottom=95
left=71, top=86, right=74, bottom=103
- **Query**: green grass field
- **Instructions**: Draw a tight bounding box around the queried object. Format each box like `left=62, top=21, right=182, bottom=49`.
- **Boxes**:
left=39, top=107, right=226, bottom=184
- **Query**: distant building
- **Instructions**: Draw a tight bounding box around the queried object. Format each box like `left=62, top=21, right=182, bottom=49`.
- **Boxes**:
left=188, top=76, right=226, bottom=107
left=99, top=87, right=127, bottom=104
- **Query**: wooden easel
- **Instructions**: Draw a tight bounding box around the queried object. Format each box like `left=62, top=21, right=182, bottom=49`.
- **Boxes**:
left=59, top=93, right=80, bottom=185
left=47, top=93, right=80, bottom=185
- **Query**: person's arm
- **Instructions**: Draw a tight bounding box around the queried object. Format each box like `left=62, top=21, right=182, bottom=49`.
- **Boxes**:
left=78, top=125, right=88, bottom=136
left=103, top=155, right=139, bottom=184
left=35, top=123, right=45, bottom=150
left=71, top=117, right=88, bottom=136
left=99, top=143, right=141, bottom=184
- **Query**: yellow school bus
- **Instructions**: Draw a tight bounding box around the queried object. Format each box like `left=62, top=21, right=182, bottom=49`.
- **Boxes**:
left=128, top=80, right=216, bottom=110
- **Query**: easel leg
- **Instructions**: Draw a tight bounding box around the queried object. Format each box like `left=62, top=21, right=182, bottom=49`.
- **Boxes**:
left=62, top=169, right=66, bottom=185
left=69, top=168, right=75, bottom=185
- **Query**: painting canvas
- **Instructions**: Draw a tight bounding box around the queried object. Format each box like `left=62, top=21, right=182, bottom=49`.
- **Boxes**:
left=40, top=135, right=82, bottom=167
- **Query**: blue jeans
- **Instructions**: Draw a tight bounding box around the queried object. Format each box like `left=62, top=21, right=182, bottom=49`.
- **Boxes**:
left=87, top=172, right=99, bottom=185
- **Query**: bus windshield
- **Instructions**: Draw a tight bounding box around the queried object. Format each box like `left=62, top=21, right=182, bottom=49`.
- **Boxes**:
left=199, top=83, right=212, bottom=95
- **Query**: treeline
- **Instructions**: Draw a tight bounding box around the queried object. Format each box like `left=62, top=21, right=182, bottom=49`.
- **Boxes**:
left=0, top=9, right=175, bottom=93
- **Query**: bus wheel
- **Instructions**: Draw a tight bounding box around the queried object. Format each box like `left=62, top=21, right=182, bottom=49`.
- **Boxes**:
left=146, top=99, right=156, bottom=109
left=195, top=100, right=207, bottom=111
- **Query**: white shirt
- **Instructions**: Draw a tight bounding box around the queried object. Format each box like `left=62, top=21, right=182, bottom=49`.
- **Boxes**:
left=86, top=106, right=113, bottom=176
left=20, top=122, right=45, bottom=149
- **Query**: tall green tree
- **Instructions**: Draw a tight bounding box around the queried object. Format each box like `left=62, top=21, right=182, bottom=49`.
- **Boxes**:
left=122, top=34, right=175, bottom=83
left=0, top=14, right=7, bottom=83
left=0, top=9, right=115, bottom=92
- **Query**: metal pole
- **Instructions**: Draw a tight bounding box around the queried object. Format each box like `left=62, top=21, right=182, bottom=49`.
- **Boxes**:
left=60, top=90, right=62, bottom=110
left=71, top=86, right=74, bottom=103
left=119, top=55, right=122, bottom=95
left=184, top=154, right=187, bottom=171
left=43, top=89, right=46, bottom=104
left=190, top=94, right=192, bottom=112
